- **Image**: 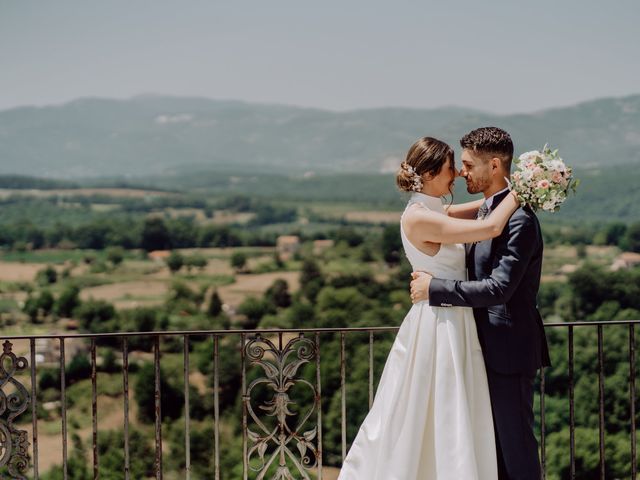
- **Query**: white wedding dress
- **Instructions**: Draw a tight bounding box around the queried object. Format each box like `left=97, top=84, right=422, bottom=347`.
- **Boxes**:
left=338, top=192, right=498, bottom=480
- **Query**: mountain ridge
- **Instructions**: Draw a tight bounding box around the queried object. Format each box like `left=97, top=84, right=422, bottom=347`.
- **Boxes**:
left=1, top=94, right=638, bottom=177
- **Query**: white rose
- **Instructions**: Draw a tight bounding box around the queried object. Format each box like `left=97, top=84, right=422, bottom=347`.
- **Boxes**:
left=549, top=159, right=566, bottom=172
left=519, top=151, right=540, bottom=163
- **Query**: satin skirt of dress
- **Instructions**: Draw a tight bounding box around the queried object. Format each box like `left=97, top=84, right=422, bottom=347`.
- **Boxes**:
left=337, top=303, right=498, bottom=480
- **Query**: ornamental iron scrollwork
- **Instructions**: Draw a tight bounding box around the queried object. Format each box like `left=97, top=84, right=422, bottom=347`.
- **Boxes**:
left=0, top=340, right=30, bottom=480
left=244, top=334, right=320, bottom=479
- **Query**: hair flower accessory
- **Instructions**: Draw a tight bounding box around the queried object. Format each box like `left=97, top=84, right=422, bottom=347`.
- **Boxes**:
left=401, top=162, right=423, bottom=192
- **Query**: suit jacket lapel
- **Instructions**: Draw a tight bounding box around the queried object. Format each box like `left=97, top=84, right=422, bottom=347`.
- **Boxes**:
left=489, top=189, right=511, bottom=214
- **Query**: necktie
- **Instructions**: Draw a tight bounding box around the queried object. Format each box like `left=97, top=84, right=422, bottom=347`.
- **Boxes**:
left=477, top=202, right=490, bottom=220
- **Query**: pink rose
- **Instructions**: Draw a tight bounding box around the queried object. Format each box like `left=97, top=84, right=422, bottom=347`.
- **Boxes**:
left=537, top=179, right=550, bottom=189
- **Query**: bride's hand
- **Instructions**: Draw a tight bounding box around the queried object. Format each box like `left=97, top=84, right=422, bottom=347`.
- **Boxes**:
left=508, top=190, right=522, bottom=206
left=410, top=271, right=432, bottom=303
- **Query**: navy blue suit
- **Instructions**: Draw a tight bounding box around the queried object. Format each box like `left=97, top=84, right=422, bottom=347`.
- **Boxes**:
left=429, top=190, right=550, bottom=480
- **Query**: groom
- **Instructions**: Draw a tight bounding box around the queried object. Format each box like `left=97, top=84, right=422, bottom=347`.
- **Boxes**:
left=410, top=127, right=550, bottom=480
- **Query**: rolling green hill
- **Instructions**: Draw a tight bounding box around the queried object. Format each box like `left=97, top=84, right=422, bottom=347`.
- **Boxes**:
left=1, top=161, right=637, bottom=223
left=0, top=94, right=639, bottom=177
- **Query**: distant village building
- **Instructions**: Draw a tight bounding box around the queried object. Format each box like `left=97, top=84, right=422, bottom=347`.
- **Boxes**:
left=276, top=235, right=300, bottom=261
left=611, top=252, right=640, bottom=271
left=313, top=239, right=334, bottom=255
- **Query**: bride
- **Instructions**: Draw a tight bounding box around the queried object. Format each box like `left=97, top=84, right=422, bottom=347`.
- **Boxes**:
left=338, top=137, right=520, bottom=480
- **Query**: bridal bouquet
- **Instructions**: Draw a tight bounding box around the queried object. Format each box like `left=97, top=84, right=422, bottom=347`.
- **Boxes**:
left=510, top=145, right=579, bottom=212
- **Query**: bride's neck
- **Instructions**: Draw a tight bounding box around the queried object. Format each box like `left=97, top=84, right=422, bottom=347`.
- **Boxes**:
left=420, top=185, right=441, bottom=198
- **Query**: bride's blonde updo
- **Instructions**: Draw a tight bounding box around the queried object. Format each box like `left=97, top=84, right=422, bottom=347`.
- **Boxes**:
left=396, top=137, right=455, bottom=193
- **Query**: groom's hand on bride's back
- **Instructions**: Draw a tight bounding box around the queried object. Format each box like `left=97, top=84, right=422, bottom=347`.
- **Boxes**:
left=410, top=271, right=432, bottom=303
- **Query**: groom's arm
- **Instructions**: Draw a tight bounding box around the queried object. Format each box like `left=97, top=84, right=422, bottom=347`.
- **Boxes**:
left=428, top=212, right=538, bottom=308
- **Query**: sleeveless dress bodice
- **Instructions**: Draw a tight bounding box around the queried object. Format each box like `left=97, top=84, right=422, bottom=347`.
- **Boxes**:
left=400, top=192, right=467, bottom=282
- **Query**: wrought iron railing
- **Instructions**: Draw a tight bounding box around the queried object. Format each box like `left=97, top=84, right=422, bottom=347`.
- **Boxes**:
left=0, top=320, right=638, bottom=479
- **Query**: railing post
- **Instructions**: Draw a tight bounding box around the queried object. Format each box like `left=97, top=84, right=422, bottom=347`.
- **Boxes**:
left=569, top=325, right=575, bottom=480
left=340, top=331, right=347, bottom=463
left=213, top=335, right=220, bottom=480
left=598, top=325, right=605, bottom=479
left=60, top=338, right=68, bottom=480
left=540, top=366, right=546, bottom=480
left=30, top=338, right=39, bottom=480
left=91, top=338, right=99, bottom=479
left=183, top=335, right=191, bottom=480
left=369, top=331, right=374, bottom=409
left=241, top=333, right=248, bottom=480
left=154, top=336, right=163, bottom=480
left=122, top=337, right=130, bottom=480
left=630, top=324, right=637, bottom=480
left=316, top=331, right=323, bottom=480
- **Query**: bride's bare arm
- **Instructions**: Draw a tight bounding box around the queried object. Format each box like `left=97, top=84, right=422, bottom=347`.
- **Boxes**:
left=444, top=198, right=484, bottom=219
left=403, top=191, right=520, bottom=244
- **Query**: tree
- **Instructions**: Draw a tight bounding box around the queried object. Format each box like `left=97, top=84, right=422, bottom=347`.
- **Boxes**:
left=23, top=294, right=40, bottom=323
left=186, top=253, right=208, bottom=272
left=207, top=289, right=223, bottom=317
left=359, top=245, right=375, bottom=262
left=55, top=285, right=81, bottom=318
left=97, top=429, right=155, bottom=478
left=141, top=217, right=171, bottom=252
left=106, top=246, right=125, bottom=267
left=37, top=289, right=55, bottom=318
left=300, top=258, right=324, bottom=302
left=74, top=222, right=110, bottom=250
left=230, top=251, right=247, bottom=272
left=334, top=227, right=364, bottom=247
left=595, top=222, right=627, bottom=246
left=36, top=265, right=57, bottom=286
left=264, top=278, right=291, bottom=309
left=237, top=297, right=275, bottom=329
left=622, top=222, right=640, bottom=252
left=166, top=423, right=215, bottom=477
left=198, top=225, right=242, bottom=248
left=74, top=299, right=116, bottom=332
left=122, top=307, right=162, bottom=332
left=135, top=362, right=183, bottom=423
left=381, top=224, right=402, bottom=264
left=38, top=369, right=59, bottom=391
left=166, top=280, right=202, bottom=314
left=66, top=353, right=91, bottom=385
left=194, top=339, right=241, bottom=411
left=165, top=251, right=184, bottom=274
left=166, top=217, right=198, bottom=248
left=101, top=348, right=118, bottom=373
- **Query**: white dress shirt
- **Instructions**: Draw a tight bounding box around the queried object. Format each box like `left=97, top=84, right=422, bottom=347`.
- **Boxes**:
left=484, top=186, right=510, bottom=210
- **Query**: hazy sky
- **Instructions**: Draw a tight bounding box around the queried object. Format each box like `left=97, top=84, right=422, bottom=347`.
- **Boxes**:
left=1, top=0, right=638, bottom=113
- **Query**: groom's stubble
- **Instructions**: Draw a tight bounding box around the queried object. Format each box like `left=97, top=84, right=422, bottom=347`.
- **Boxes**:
left=460, top=149, right=494, bottom=196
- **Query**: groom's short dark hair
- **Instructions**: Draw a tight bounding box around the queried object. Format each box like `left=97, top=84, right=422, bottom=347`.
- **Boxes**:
left=460, top=127, right=513, bottom=171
